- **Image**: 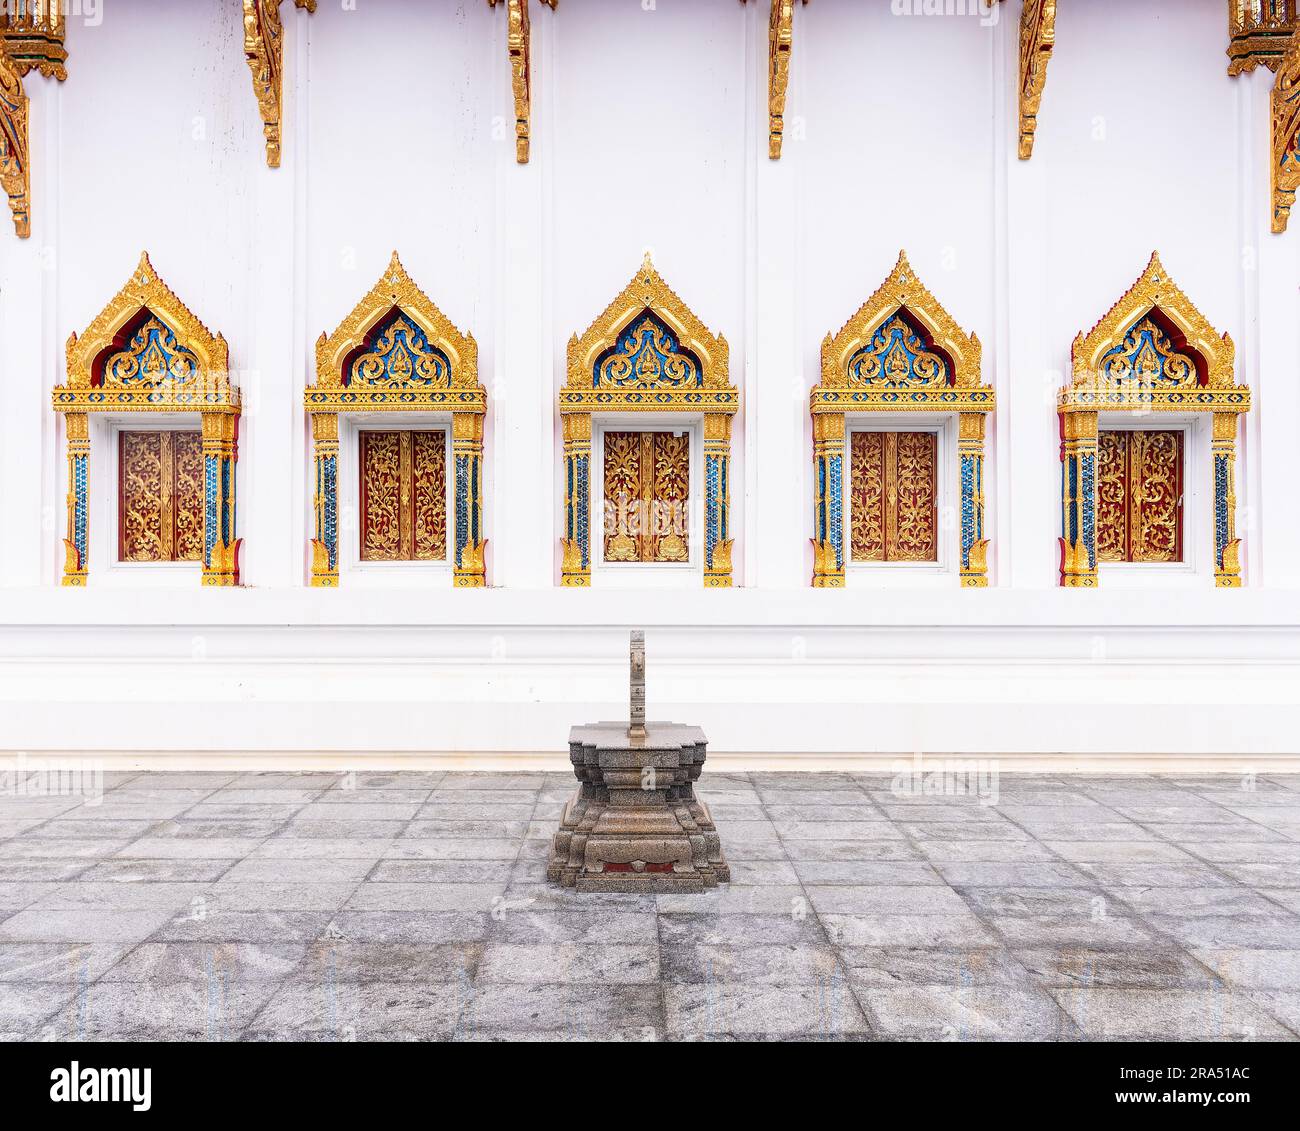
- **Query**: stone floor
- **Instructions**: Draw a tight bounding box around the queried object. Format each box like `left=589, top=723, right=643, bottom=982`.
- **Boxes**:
left=1, top=769, right=1299, bottom=1041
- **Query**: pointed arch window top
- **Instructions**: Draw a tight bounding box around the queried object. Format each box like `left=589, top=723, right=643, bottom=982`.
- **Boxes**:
left=563, top=254, right=735, bottom=415
left=1068, top=253, right=1244, bottom=408
left=56, top=252, right=235, bottom=412
left=815, top=251, right=989, bottom=412
left=310, top=252, right=482, bottom=413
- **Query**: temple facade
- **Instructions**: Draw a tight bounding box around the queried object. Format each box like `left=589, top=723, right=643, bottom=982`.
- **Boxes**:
left=0, top=0, right=1298, bottom=761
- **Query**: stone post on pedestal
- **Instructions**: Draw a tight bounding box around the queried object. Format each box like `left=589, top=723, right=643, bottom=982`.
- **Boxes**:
left=547, top=630, right=730, bottom=893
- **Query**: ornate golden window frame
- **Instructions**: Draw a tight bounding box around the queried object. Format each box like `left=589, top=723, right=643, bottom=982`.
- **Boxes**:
left=810, top=251, right=995, bottom=588
left=1060, top=252, right=1250, bottom=588
left=51, top=252, right=242, bottom=587
left=306, top=252, right=487, bottom=588
left=560, top=255, right=738, bottom=588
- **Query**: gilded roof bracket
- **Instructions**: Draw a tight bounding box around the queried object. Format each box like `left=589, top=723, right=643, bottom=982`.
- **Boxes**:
left=488, top=0, right=557, bottom=165
left=1272, top=27, right=1300, bottom=232
left=1017, top=0, right=1056, bottom=160
left=1228, top=0, right=1299, bottom=75
left=243, top=0, right=316, bottom=169
left=0, top=38, right=28, bottom=238
left=0, top=2, right=67, bottom=81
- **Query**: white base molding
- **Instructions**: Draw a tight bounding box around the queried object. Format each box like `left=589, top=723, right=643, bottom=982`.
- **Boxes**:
left=4, top=751, right=1300, bottom=774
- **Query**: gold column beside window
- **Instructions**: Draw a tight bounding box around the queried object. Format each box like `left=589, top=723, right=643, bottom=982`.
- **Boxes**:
left=118, top=430, right=204, bottom=563
left=359, top=430, right=447, bottom=562
left=1097, top=430, right=1183, bottom=564
left=602, top=430, right=690, bottom=564
left=850, top=431, right=937, bottom=563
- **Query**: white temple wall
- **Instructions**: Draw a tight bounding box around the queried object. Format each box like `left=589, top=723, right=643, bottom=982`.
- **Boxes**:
left=0, top=0, right=1298, bottom=762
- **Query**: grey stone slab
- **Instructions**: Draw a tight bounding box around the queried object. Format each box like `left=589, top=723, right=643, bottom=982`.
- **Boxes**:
left=819, top=913, right=999, bottom=949
left=334, top=772, right=445, bottom=790
left=116, top=837, right=265, bottom=859
left=209, top=882, right=360, bottom=912
left=30, top=820, right=158, bottom=839
left=250, top=838, right=392, bottom=860
left=1212, top=862, right=1300, bottom=886
left=478, top=943, right=658, bottom=985
left=498, top=884, right=655, bottom=913
left=1149, top=917, right=1300, bottom=949
left=841, top=947, right=1030, bottom=988
left=1044, top=840, right=1195, bottom=863
left=957, top=888, right=1157, bottom=947
left=344, top=882, right=505, bottom=912
left=0, top=798, right=88, bottom=819
left=657, top=885, right=807, bottom=916
left=792, top=861, right=943, bottom=886
left=659, top=912, right=826, bottom=947
left=1150, top=820, right=1287, bottom=843
left=1051, top=988, right=1291, bottom=1040
left=490, top=910, right=659, bottom=945
left=913, top=840, right=1059, bottom=863
left=314, top=789, right=434, bottom=806
left=246, top=982, right=464, bottom=1041
left=754, top=789, right=869, bottom=806
left=29, top=881, right=208, bottom=910
left=781, top=840, right=920, bottom=862
left=808, top=885, right=970, bottom=916
left=226, top=773, right=342, bottom=790
left=0, top=859, right=94, bottom=882
left=859, top=986, right=1066, bottom=1041
left=661, top=943, right=844, bottom=986
left=900, top=822, right=1033, bottom=843
left=403, top=819, right=529, bottom=840
left=145, top=820, right=286, bottom=839
left=1015, top=947, right=1217, bottom=989
left=775, top=820, right=904, bottom=841
left=1247, top=992, right=1300, bottom=1035
left=372, top=858, right=514, bottom=884
left=202, top=789, right=323, bottom=805
left=753, top=773, right=863, bottom=791
left=1072, top=862, right=1236, bottom=887
left=1108, top=886, right=1296, bottom=920
left=425, top=790, right=539, bottom=806
left=933, top=863, right=1090, bottom=887
left=438, top=774, right=546, bottom=791
left=0, top=943, right=131, bottom=983
left=325, top=911, right=489, bottom=944
left=415, top=802, right=536, bottom=820
left=0, top=883, right=55, bottom=910
left=180, top=804, right=305, bottom=823
left=281, top=820, right=407, bottom=839
left=100, top=942, right=306, bottom=982
left=3, top=838, right=134, bottom=859
left=293, top=803, right=423, bottom=822
left=292, top=941, right=479, bottom=984
left=77, top=858, right=234, bottom=883
left=1191, top=949, right=1300, bottom=990
left=704, top=804, right=768, bottom=822
left=877, top=804, right=1013, bottom=824
left=0, top=983, right=78, bottom=1033
left=1181, top=841, right=1300, bottom=863
left=664, top=983, right=868, bottom=1038
left=1256, top=889, right=1300, bottom=915
left=113, top=773, right=238, bottom=791
left=153, top=910, right=335, bottom=943
left=381, top=839, right=520, bottom=860
left=0, top=906, right=178, bottom=944
left=458, top=984, right=662, bottom=1038
left=721, top=860, right=800, bottom=885
left=219, top=857, right=377, bottom=883
left=766, top=804, right=882, bottom=823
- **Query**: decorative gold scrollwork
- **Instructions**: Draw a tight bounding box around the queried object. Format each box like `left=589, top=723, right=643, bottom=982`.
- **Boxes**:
left=0, top=38, right=28, bottom=238
left=243, top=0, right=316, bottom=169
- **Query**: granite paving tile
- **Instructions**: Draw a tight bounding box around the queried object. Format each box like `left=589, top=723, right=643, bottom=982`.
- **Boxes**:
left=858, top=986, right=1067, bottom=1040
left=1051, top=988, right=1293, bottom=1040
left=100, top=942, right=306, bottom=982
left=841, top=947, right=1030, bottom=987
left=0, top=943, right=132, bottom=983
left=1190, top=949, right=1300, bottom=989
left=664, top=983, right=868, bottom=1038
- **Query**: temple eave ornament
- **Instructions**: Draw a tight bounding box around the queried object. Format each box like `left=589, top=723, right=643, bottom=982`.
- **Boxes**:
left=488, top=0, right=556, bottom=165
left=740, top=0, right=806, bottom=160
left=1271, top=27, right=1300, bottom=233
left=307, top=251, right=487, bottom=588
left=52, top=252, right=242, bottom=587
left=1227, top=0, right=1300, bottom=74
left=1017, top=0, right=1056, bottom=160
left=243, top=0, right=315, bottom=169
left=0, top=37, right=30, bottom=238
left=811, top=250, right=994, bottom=588
left=1060, top=252, right=1249, bottom=589
left=1, top=3, right=68, bottom=81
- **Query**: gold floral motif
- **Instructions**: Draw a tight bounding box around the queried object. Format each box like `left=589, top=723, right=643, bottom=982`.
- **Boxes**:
left=603, top=431, right=690, bottom=564
left=1018, top=0, right=1056, bottom=160
left=603, top=431, right=641, bottom=563
left=0, top=38, right=29, bottom=238
left=1097, top=431, right=1183, bottom=564
left=1272, top=27, right=1300, bottom=233
left=360, top=430, right=447, bottom=562
left=1096, top=431, right=1128, bottom=562
left=119, top=431, right=203, bottom=564
left=850, top=432, right=884, bottom=562
left=851, top=431, right=936, bottom=563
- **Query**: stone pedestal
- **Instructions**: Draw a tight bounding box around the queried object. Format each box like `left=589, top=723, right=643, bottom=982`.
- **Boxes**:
left=547, top=721, right=731, bottom=893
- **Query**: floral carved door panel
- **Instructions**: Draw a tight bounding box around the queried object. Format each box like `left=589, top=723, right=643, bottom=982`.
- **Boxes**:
left=850, top=430, right=937, bottom=563
left=118, top=430, right=204, bottom=562
left=602, top=430, right=690, bottom=564
left=1097, top=430, right=1183, bottom=563
left=359, top=430, right=447, bottom=562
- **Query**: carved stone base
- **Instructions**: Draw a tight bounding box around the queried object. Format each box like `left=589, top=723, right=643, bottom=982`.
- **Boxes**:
left=547, top=721, right=730, bottom=893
